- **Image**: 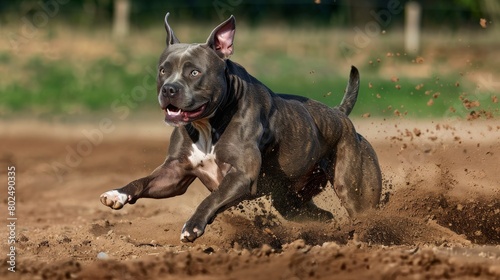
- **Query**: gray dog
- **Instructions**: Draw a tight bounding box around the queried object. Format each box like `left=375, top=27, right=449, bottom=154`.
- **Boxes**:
left=100, top=13, right=382, bottom=242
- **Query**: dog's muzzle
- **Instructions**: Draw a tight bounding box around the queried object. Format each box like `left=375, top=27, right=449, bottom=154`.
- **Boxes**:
left=159, top=83, right=208, bottom=125
left=163, top=103, right=207, bottom=125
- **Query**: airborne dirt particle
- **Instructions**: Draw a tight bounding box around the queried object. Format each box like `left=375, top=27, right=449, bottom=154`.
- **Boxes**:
left=480, top=18, right=488, bottom=28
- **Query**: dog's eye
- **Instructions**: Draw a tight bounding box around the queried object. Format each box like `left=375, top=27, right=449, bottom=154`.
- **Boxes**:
left=191, top=70, right=200, bottom=77
left=159, top=68, right=166, bottom=75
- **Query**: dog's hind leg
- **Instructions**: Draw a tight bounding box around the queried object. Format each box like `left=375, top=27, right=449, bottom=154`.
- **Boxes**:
left=332, top=131, right=382, bottom=217
left=357, top=135, right=382, bottom=208
left=272, top=164, right=334, bottom=222
left=272, top=192, right=334, bottom=222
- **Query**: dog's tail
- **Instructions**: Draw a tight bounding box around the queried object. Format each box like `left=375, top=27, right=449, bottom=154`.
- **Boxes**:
left=338, top=66, right=360, bottom=116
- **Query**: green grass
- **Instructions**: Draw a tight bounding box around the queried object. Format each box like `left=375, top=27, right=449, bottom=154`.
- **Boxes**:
left=344, top=74, right=470, bottom=118
left=0, top=53, right=487, bottom=119
left=0, top=24, right=497, bottom=120
left=253, top=60, right=481, bottom=119
left=0, top=55, right=160, bottom=115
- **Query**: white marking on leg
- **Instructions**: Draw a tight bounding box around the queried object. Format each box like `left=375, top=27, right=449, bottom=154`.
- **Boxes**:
left=100, top=190, right=129, bottom=209
left=180, top=223, right=190, bottom=241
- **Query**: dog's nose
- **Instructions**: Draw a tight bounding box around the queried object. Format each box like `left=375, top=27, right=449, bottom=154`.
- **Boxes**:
left=161, top=84, right=180, bottom=98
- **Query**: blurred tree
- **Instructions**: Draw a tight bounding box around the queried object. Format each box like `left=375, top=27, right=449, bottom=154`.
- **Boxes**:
left=456, top=0, right=482, bottom=16
left=348, top=0, right=377, bottom=25
left=0, top=0, right=494, bottom=29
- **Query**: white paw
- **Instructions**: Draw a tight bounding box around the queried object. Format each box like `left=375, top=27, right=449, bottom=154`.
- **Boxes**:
left=180, top=224, right=190, bottom=242
left=100, top=190, right=129, bottom=210
left=180, top=224, right=203, bottom=243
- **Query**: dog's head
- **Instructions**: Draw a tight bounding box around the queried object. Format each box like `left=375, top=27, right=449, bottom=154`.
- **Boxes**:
left=157, top=13, right=235, bottom=126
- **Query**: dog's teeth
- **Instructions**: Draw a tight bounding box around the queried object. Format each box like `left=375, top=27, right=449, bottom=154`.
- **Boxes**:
left=167, top=108, right=182, bottom=116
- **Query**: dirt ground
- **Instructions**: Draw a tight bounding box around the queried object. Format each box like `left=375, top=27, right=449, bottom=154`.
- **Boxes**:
left=0, top=118, right=499, bottom=279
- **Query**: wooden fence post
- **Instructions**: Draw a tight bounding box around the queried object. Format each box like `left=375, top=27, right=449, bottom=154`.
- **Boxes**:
left=405, top=1, right=421, bottom=55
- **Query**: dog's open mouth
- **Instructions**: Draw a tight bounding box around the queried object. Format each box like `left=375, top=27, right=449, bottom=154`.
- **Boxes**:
left=163, top=103, right=207, bottom=124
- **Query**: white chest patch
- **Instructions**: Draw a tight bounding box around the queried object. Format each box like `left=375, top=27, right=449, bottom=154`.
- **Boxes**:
left=188, top=122, right=222, bottom=189
left=188, top=140, right=216, bottom=166
left=188, top=120, right=215, bottom=165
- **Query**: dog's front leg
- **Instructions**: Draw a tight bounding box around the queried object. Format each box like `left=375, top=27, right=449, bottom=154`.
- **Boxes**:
left=180, top=143, right=261, bottom=243
left=180, top=172, right=254, bottom=242
left=100, top=159, right=195, bottom=209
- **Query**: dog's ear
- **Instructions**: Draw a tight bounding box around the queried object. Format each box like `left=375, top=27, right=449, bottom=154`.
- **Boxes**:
left=164, top=12, right=180, bottom=46
left=206, top=15, right=235, bottom=59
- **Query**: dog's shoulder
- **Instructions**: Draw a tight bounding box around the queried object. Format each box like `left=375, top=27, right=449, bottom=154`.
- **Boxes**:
left=225, top=60, right=253, bottom=82
left=225, top=59, right=275, bottom=99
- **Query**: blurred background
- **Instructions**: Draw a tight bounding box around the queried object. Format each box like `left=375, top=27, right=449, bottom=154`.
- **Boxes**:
left=0, top=0, right=498, bottom=121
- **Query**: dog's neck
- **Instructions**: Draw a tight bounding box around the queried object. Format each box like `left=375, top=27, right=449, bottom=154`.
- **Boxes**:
left=185, top=59, right=257, bottom=146
left=189, top=119, right=213, bottom=154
